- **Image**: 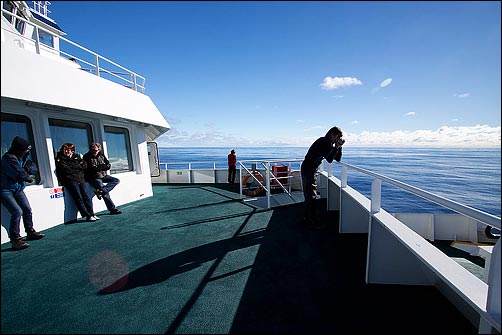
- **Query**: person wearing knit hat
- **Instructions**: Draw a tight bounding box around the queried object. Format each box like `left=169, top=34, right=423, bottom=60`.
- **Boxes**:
left=1, top=136, right=45, bottom=250
left=10, top=135, right=31, bottom=152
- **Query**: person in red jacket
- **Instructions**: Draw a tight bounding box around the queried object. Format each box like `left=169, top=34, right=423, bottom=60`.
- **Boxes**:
left=227, top=149, right=237, bottom=184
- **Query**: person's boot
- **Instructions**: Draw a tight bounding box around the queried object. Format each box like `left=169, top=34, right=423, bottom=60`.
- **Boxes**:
left=25, top=229, right=45, bottom=241
left=11, top=239, right=30, bottom=250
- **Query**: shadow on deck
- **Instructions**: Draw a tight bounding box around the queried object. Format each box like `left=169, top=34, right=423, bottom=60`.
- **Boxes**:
left=1, top=184, right=477, bottom=334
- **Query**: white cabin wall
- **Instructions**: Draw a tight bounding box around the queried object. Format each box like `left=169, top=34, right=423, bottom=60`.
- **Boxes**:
left=1, top=106, right=155, bottom=244
left=1, top=18, right=169, bottom=244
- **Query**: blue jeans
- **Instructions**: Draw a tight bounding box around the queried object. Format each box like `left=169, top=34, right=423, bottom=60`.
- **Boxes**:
left=89, top=175, right=119, bottom=211
left=1, top=188, right=34, bottom=240
left=64, top=181, right=94, bottom=218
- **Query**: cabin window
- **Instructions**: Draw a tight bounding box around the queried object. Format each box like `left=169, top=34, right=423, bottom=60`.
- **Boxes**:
left=0, top=112, right=40, bottom=185
left=48, top=119, right=93, bottom=157
left=104, top=126, right=133, bottom=174
left=2, top=1, right=15, bottom=24
left=2, top=1, right=25, bottom=34
left=15, top=15, right=25, bottom=34
left=37, top=29, right=54, bottom=48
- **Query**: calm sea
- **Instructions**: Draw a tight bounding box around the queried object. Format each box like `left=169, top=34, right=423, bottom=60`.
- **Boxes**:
left=158, top=147, right=501, bottom=217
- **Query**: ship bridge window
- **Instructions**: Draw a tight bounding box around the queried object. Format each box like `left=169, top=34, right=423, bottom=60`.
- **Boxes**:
left=2, top=1, right=16, bottom=24
left=48, top=119, right=93, bottom=159
left=2, top=1, right=26, bottom=34
left=35, top=29, right=54, bottom=48
left=104, top=126, right=133, bottom=174
left=1, top=113, right=40, bottom=185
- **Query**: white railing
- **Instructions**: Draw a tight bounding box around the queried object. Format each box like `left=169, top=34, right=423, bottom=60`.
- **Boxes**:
left=324, top=161, right=501, bottom=333
left=32, top=1, right=51, bottom=17
left=157, top=159, right=303, bottom=209
left=331, top=162, right=501, bottom=230
left=159, top=161, right=220, bottom=170
left=237, top=159, right=303, bottom=209
left=1, top=7, right=146, bottom=93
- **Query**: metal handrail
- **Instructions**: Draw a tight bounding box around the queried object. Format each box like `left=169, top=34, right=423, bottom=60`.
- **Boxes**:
left=260, top=161, right=292, bottom=196
left=334, top=162, right=501, bottom=229
left=160, top=161, right=220, bottom=170
left=1, top=7, right=146, bottom=93
left=238, top=159, right=303, bottom=208
left=158, top=158, right=500, bottom=225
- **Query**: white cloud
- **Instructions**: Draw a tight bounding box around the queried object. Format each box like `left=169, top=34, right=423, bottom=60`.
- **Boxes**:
left=404, top=112, right=416, bottom=116
left=453, top=93, right=470, bottom=98
left=351, top=120, right=360, bottom=124
left=320, top=76, right=362, bottom=90
left=157, top=125, right=501, bottom=148
left=380, top=78, right=392, bottom=88
left=343, top=125, right=501, bottom=147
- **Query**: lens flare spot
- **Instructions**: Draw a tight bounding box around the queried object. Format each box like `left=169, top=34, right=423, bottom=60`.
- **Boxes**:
left=88, top=250, right=129, bottom=293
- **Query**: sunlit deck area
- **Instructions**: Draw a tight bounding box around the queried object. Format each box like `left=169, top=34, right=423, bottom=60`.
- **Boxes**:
left=1, top=184, right=477, bottom=334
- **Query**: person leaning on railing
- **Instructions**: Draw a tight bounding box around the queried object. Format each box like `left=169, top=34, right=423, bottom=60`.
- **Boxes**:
left=228, top=149, right=237, bottom=184
left=301, top=126, right=345, bottom=229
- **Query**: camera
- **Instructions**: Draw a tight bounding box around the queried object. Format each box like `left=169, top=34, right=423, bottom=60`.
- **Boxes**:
left=336, top=138, right=345, bottom=146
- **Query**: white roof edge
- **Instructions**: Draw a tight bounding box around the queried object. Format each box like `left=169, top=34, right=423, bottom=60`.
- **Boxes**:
left=1, top=41, right=171, bottom=140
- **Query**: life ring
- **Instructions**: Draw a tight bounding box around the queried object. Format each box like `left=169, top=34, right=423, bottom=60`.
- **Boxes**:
left=242, top=172, right=264, bottom=197
left=485, top=225, right=500, bottom=239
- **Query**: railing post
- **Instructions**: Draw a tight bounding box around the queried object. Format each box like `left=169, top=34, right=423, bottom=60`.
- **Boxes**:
left=132, top=73, right=137, bottom=91
left=188, top=163, right=191, bottom=183
left=371, top=178, right=382, bottom=214
left=327, top=162, right=332, bottom=177
left=288, top=161, right=292, bottom=194
left=34, top=27, right=41, bottom=54
left=266, top=162, right=271, bottom=209
left=341, top=165, right=347, bottom=188
left=94, top=55, right=100, bottom=77
left=239, top=163, right=243, bottom=199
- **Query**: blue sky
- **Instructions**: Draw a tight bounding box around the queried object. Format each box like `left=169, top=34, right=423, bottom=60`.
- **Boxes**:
left=51, top=1, right=500, bottom=147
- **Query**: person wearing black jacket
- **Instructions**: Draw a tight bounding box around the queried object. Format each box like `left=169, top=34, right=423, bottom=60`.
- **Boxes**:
left=1, top=136, right=45, bottom=250
left=55, top=143, right=99, bottom=222
left=301, top=126, right=345, bottom=229
left=82, top=142, right=122, bottom=215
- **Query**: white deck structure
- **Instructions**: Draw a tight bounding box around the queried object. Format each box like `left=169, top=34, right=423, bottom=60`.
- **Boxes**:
left=1, top=1, right=170, bottom=243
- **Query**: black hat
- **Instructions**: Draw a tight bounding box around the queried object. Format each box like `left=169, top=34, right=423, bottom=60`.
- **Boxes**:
left=11, top=136, right=31, bottom=151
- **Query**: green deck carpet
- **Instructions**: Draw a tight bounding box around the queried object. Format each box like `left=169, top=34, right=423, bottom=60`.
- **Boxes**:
left=1, top=184, right=477, bottom=334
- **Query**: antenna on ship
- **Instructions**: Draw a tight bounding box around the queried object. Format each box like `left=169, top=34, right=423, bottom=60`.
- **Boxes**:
left=32, top=1, right=51, bottom=18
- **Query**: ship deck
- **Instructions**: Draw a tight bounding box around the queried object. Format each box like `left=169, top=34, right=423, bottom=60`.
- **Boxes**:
left=1, top=184, right=478, bottom=334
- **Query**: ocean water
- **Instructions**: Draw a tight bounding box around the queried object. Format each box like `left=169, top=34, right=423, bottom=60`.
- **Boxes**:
left=158, top=147, right=501, bottom=217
